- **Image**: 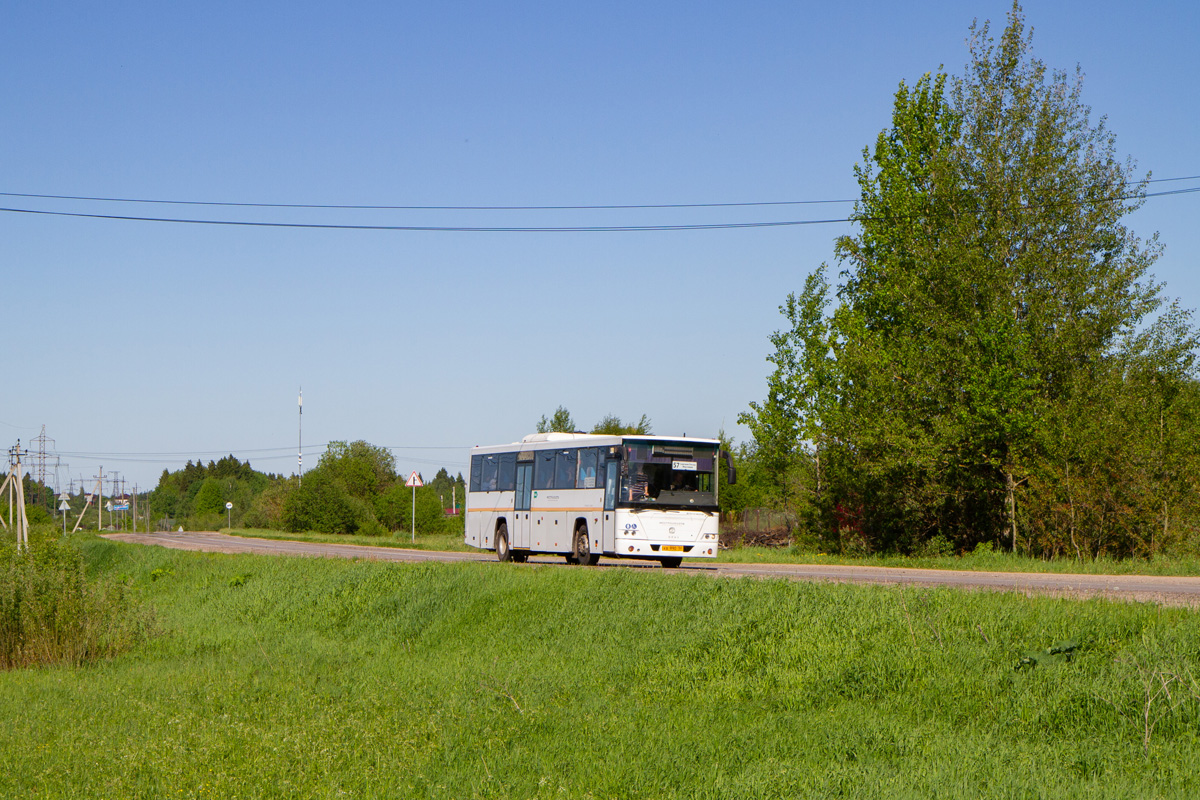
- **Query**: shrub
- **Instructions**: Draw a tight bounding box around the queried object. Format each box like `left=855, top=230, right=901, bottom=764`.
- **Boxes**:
left=243, top=481, right=292, bottom=529
left=920, top=534, right=955, bottom=558
left=355, top=517, right=388, bottom=537
left=374, top=484, right=448, bottom=533
left=281, top=470, right=370, bottom=534
left=0, top=529, right=154, bottom=669
left=26, top=505, right=54, bottom=525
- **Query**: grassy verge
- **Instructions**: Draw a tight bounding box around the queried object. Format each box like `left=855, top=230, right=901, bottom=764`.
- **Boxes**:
left=2, top=535, right=1199, bottom=798
left=226, top=528, right=1200, bottom=576
left=227, top=527, right=473, bottom=553
left=716, top=544, right=1200, bottom=575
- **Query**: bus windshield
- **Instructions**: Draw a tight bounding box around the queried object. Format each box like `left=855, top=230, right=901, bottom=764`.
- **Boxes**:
left=619, top=441, right=717, bottom=508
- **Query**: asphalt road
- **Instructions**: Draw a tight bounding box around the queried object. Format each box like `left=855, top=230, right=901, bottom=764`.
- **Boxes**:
left=105, top=531, right=1200, bottom=607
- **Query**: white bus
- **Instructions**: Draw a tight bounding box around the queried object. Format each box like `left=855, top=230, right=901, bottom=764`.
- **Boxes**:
left=464, top=432, right=734, bottom=567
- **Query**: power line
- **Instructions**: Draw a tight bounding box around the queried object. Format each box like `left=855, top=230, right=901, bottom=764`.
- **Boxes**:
left=1, top=173, right=1195, bottom=210
left=0, top=192, right=854, bottom=211
left=1, top=187, right=1193, bottom=233
left=0, top=206, right=849, bottom=232
left=55, top=447, right=324, bottom=458
left=51, top=442, right=471, bottom=468
left=55, top=444, right=467, bottom=458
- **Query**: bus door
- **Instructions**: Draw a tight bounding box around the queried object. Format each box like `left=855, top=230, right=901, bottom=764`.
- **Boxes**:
left=601, top=459, right=618, bottom=554
left=513, top=459, right=533, bottom=549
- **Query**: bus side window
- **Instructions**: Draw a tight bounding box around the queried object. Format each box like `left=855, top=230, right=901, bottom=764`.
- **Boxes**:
left=482, top=455, right=499, bottom=491
left=498, top=453, right=517, bottom=492
left=556, top=450, right=577, bottom=489
left=470, top=455, right=482, bottom=492
left=577, top=448, right=598, bottom=489
left=604, top=460, right=618, bottom=510
left=534, top=450, right=556, bottom=490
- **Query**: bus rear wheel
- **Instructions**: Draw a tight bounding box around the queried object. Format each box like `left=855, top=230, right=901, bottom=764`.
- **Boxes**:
left=574, top=526, right=600, bottom=566
left=660, top=556, right=683, bottom=569
left=495, top=524, right=512, bottom=562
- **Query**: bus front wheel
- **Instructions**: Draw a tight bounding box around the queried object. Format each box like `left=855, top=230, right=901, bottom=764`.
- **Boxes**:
left=496, top=524, right=512, bottom=562
left=574, top=526, right=600, bottom=566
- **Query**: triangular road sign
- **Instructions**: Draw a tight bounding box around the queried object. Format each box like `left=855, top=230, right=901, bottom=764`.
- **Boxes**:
left=405, top=471, right=423, bottom=487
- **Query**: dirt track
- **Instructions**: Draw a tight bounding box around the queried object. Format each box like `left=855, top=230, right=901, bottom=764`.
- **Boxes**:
left=105, top=531, right=1200, bottom=607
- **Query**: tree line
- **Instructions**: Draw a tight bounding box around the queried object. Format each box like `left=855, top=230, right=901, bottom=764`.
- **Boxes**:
left=147, top=443, right=465, bottom=536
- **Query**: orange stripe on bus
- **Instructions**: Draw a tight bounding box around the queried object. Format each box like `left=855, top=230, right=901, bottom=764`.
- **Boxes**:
left=466, top=508, right=602, bottom=514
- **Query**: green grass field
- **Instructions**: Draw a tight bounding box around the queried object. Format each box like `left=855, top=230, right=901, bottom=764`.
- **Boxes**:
left=228, top=526, right=1200, bottom=576
left=716, top=544, right=1200, bottom=576
left=230, top=527, right=473, bottom=553
left=8, top=535, right=1197, bottom=798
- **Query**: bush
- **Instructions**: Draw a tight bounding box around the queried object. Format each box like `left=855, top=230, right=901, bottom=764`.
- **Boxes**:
left=26, top=505, right=54, bottom=525
left=355, top=517, right=388, bottom=537
left=184, top=512, right=225, bottom=532
left=374, top=484, right=449, bottom=533
left=0, top=530, right=154, bottom=669
left=920, top=534, right=955, bottom=558
left=280, top=470, right=380, bottom=534
left=243, top=481, right=292, bottom=529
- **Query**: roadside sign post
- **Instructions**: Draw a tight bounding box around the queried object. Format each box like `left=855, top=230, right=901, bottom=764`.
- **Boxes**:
left=58, top=498, right=70, bottom=536
left=405, top=471, right=423, bottom=543
left=226, top=501, right=233, bottom=532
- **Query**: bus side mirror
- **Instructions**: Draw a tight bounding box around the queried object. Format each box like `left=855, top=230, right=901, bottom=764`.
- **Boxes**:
left=721, top=450, right=737, bottom=485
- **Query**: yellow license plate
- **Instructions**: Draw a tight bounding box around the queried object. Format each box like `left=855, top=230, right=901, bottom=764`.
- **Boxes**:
left=661, top=545, right=685, bottom=552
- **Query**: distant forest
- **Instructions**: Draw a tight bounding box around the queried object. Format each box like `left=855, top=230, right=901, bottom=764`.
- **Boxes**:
left=147, top=443, right=464, bottom=536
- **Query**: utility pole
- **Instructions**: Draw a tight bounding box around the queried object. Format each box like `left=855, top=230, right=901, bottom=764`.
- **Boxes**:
left=32, top=426, right=52, bottom=506
left=1, top=442, right=31, bottom=551
left=72, top=472, right=105, bottom=534
left=298, top=387, right=303, bottom=486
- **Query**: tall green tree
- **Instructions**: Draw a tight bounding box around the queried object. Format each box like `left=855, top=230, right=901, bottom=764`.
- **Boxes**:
left=317, top=440, right=396, bottom=499
left=739, top=268, right=835, bottom=520
left=748, top=3, right=1193, bottom=556
left=191, top=477, right=226, bottom=517
left=535, top=406, right=577, bottom=433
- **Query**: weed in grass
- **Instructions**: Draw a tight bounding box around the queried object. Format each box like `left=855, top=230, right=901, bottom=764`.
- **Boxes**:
left=1093, top=635, right=1200, bottom=757
left=150, top=566, right=174, bottom=581
left=1017, top=639, right=1079, bottom=669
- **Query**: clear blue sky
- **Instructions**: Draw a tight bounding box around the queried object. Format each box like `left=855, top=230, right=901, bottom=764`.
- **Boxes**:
left=3, top=1, right=1197, bottom=492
